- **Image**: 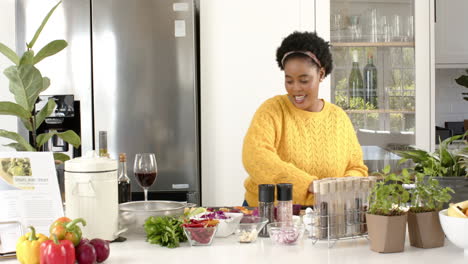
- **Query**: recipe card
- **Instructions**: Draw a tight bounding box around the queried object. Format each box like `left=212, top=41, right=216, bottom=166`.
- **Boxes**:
left=0, top=152, right=63, bottom=255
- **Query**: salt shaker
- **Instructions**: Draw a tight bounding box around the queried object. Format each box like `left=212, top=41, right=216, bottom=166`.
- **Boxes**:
left=276, top=183, right=293, bottom=224
left=258, top=184, right=275, bottom=237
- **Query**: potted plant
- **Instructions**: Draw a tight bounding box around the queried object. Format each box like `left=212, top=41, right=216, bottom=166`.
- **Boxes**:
left=407, top=174, right=453, bottom=248
left=398, top=132, right=468, bottom=204
left=455, top=71, right=468, bottom=131
left=0, top=1, right=80, bottom=161
left=366, top=165, right=411, bottom=253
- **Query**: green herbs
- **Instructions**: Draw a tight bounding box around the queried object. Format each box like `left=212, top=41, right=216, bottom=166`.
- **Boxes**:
left=397, top=132, right=468, bottom=177
left=409, top=174, right=454, bottom=213
left=368, top=166, right=411, bottom=216
left=144, top=216, right=187, bottom=248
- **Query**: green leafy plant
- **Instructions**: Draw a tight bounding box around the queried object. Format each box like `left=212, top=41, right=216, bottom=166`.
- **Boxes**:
left=144, top=216, right=187, bottom=248
left=455, top=70, right=468, bottom=101
left=409, top=174, right=454, bottom=213
left=368, top=165, right=411, bottom=216
left=397, top=132, right=468, bottom=177
left=459, top=151, right=468, bottom=176
left=0, top=1, right=80, bottom=161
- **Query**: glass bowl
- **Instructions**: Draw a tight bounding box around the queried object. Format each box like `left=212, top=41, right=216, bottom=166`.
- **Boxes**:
left=183, top=226, right=217, bottom=246
left=267, top=222, right=305, bottom=245
left=192, top=212, right=243, bottom=237
left=234, top=216, right=268, bottom=243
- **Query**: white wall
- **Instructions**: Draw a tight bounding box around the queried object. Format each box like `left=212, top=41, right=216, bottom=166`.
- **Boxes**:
left=435, top=69, right=468, bottom=127
left=200, top=0, right=315, bottom=206
left=0, top=0, right=17, bottom=151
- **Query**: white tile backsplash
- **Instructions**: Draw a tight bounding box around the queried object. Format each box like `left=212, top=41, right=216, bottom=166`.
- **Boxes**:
left=435, top=69, right=468, bottom=127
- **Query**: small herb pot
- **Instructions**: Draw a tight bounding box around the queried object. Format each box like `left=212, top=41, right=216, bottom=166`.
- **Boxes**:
left=408, top=210, right=444, bottom=249
left=366, top=213, right=407, bottom=253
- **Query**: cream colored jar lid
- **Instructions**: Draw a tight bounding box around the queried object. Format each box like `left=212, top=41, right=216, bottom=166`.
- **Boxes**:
left=65, top=151, right=117, bottom=172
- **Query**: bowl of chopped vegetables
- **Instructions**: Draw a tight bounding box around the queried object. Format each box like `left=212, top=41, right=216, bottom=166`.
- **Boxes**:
left=267, top=222, right=305, bottom=245
left=182, top=219, right=219, bottom=246
left=234, top=216, right=268, bottom=243
left=195, top=211, right=243, bottom=237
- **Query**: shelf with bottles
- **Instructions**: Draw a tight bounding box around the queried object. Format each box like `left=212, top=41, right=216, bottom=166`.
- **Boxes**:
left=331, top=46, right=415, bottom=133
left=331, top=42, right=414, bottom=48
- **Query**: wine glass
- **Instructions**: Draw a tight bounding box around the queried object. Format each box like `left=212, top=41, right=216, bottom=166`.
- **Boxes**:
left=134, top=153, right=157, bottom=201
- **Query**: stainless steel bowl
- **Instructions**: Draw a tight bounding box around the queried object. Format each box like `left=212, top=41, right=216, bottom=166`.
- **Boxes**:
left=119, top=200, right=194, bottom=234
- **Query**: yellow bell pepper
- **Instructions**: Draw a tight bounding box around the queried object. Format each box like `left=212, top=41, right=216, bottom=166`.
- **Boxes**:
left=16, top=226, right=49, bottom=264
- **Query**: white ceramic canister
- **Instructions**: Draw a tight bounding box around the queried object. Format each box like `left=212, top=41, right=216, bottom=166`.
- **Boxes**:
left=65, top=151, right=123, bottom=240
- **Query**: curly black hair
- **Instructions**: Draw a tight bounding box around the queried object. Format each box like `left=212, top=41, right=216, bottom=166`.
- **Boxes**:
left=276, top=31, right=333, bottom=77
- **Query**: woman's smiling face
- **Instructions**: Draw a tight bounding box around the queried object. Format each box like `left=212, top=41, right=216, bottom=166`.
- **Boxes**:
left=283, top=57, right=324, bottom=111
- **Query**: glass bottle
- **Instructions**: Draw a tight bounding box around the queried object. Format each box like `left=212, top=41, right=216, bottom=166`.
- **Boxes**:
left=258, top=184, right=275, bottom=237
left=352, top=177, right=361, bottom=236
left=363, top=53, right=378, bottom=108
left=99, top=131, right=108, bottom=157
left=348, top=50, right=364, bottom=107
left=328, top=180, right=337, bottom=239
left=359, top=178, right=370, bottom=234
left=344, top=178, right=354, bottom=237
left=312, top=180, right=321, bottom=239
left=336, top=179, right=346, bottom=238
left=319, top=181, right=329, bottom=239
left=276, top=183, right=293, bottom=224
left=118, top=153, right=132, bottom=203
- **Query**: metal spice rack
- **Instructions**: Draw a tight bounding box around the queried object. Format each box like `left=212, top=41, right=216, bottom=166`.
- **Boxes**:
left=307, top=209, right=368, bottom=248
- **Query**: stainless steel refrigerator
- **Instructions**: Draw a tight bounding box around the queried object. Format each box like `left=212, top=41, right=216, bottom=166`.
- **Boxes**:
left=16, top=0, right=200, bottom=204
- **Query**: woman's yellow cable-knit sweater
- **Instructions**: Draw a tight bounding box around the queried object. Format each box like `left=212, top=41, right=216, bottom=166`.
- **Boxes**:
left=243, top=95, right=368, bottom=207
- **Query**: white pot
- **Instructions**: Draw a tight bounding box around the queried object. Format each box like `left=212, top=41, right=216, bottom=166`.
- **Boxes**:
left=65, top=151, right=125, bottom=240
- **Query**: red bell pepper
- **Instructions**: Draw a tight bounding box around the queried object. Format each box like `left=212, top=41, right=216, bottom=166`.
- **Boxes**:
left=39, top=235, right=75, bottom=264
left=49, top=217, right=86, bottom=246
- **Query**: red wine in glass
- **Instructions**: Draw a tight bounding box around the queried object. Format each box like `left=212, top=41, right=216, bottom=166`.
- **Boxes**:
left=135, top=172, right=157, bottom=187
left=134, top=153, right=158, bottom=201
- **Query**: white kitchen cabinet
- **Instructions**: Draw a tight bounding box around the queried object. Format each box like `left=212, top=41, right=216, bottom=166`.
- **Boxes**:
left=200, top=0, right=315, bottom=206
left=316, top=0, right=435, bottom=152
left=435, top=0, right=468, bottom=68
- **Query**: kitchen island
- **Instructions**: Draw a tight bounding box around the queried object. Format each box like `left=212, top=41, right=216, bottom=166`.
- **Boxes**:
left=3, top=235, right=464, bottom=264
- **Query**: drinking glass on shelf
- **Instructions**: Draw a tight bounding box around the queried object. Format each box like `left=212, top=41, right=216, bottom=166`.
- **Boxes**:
left=134, top=153, right=157, bottom=201
left=404, top=15, right=414, bottom=42
left=369, top=9, right=378, bottom=42
left=391, top=14, right=402, bottom=42
left=378, top=16, right=389, bottom=42
left=349, top=15, right=362, bottom=42
left=331, top=13, right=344, bottom=42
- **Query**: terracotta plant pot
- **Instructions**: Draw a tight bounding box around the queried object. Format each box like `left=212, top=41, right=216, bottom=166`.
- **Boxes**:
left=366, top=213, right=407, bottom=253
left=407, top=211, right=445, bottom=248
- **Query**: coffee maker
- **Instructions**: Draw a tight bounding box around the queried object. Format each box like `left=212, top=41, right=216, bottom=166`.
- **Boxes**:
left=35, top=95, right=81, bottom=158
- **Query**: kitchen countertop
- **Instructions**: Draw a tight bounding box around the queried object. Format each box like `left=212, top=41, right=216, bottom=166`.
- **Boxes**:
left=3, top=234, right=465, bottom=264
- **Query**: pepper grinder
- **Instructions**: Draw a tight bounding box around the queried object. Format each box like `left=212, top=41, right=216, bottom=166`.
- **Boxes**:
left=258, top=184, right=275, bottom=237
left=276, top=183, right=293, bottom=224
